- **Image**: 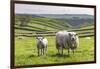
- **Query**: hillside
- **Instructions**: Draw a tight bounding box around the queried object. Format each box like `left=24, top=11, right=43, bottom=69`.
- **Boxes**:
left=15, top=14, right=94, bottom=37
left=38, top=14, right=94, bottom=27
left=16, top=14, right=94, bottom=27
left=15, top=16, right=71, bottom=34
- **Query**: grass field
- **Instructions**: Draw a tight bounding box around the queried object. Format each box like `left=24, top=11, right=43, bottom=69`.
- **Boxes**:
left=15, top=36, right=94, bottom=66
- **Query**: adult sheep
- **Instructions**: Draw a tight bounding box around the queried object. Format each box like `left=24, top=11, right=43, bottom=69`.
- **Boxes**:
left=56, top=31, right=79, bottom=55
left=36, top=36, right=48, bottom=56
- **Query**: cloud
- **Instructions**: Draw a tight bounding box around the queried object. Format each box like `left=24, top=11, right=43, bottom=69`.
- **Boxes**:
left=15, top=4, right=94, bottom=15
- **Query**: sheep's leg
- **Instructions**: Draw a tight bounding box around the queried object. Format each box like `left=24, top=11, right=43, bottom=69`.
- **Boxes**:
left=45, top=46, right=47, bottom=55
left=56, top=43, right=60, bottom=55
left=68, top=49, right=70, bottom=55
left=61, top=47, right=63, bottom=55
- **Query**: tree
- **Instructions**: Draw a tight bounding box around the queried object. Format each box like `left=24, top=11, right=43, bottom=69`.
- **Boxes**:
left=16, top=15, right=32, bottom=26
left=72, top=16, right=80, bottom=19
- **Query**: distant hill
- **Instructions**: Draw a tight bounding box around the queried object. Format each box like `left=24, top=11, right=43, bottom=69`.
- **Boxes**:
left=37, top=14, right=94, bottom=19
left=16, top=14, right=94, bottom=28
left=37, top=14, right=94, bottom=27
left=16, top=14, right=42, bottom=18
left=16, top=14, right=94, bottom=19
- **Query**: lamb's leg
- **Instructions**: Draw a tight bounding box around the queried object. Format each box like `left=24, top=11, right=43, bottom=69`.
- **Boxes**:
left=40, top=49, right=42, bottom=55
left=57, top=48, right=60, bottom=55
left=72, top=49, right=74, bottom=54
left=38, top=48, right=40, bottom=56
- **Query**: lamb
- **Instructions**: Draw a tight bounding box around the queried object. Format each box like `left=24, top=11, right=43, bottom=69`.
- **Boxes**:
left=36, top=36, right=48, bottom=56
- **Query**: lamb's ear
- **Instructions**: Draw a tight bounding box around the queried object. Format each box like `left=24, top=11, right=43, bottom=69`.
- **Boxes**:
left=69, top=33, right=71, bottom=36
left=42, top=36, right=44, bottom=39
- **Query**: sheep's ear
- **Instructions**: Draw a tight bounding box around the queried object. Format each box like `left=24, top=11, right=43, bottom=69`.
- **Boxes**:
left=76, top=33, right=78, bottom=35
left=36, top=37, right=38, bottom=39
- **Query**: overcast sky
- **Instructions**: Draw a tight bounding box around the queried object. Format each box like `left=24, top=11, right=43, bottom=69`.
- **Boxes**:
left=15, top=4, right=94, bottom=15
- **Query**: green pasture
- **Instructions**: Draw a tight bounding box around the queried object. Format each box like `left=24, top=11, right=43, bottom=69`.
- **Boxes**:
left=15, top=16, right=95, bottom=66
left=15, top=36, right=94, bottom=66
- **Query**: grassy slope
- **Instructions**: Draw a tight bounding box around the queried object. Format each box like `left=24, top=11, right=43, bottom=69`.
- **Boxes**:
left=15, top=36, right=94, bottom=66
left=15, top=17, right=94, bottom=37
left=15, top=26, right=94, bottom=38
left=15, top=17, right=71, bottom=33
left=80, top=25, right=94, bottom=29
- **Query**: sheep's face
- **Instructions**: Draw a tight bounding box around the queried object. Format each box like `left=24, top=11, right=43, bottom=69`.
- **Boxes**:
left=69, top=32, right=77, bottom=42
left=69, top=32, right=78, bottom=48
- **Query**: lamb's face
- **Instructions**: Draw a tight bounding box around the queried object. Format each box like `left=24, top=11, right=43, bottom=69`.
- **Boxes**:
left=36, top=37, right=44, bottom=42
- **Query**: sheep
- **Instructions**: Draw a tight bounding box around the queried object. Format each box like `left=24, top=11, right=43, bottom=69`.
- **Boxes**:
left=56, top=31, right=79, bottom=55
left=36, top=36, right=48, bottom=56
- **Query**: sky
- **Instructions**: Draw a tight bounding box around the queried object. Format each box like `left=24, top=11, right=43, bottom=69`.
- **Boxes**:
left=15, top=4, right=94, bottom=15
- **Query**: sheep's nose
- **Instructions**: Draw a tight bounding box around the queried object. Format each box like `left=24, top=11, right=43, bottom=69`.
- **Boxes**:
left=72, top=38, right=75, bottom=41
